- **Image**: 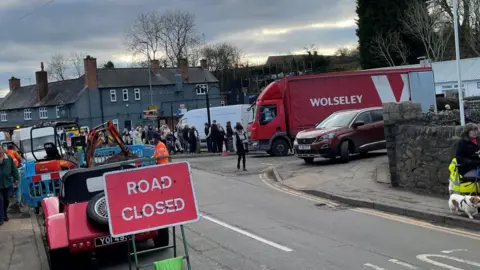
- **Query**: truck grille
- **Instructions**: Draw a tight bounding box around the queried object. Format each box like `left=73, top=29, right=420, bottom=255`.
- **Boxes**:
left=297, top=138, right=314, bottom=144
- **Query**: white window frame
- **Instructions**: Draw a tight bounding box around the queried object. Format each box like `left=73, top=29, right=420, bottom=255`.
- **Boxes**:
left=110, top=89, right=117, bottom=102
left=24, top=109, right=32, bottom=120
left=134, top=88, right=141, bottom=100
left=39, top=107, right=48, bottom=119
left=196, top=84, right=207, bottom=95
left=122, top=89, right=129, bottom=101
left=56, top=106, right=62, bottom=118
left=112, top=119, right=119, bottom=130
left=0, top=112, right=7, bottom=122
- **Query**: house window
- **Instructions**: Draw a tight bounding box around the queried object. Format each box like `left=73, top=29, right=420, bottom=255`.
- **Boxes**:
left=56, top=106, right=63, bottom=118
left=24, top=109, right=32, bottom=120
left=110, top=89, right=117, bottom=102
left=0, top=112, right=7, bottom=122
left=112, top=119, right=119, bottom=130
left=134, top=88, right=141, bottom=100
left=122, top=89, right=129, bottom=101
left=39, top=107, right=48, bottom=119
left=196, top=84, right=208, bottom=95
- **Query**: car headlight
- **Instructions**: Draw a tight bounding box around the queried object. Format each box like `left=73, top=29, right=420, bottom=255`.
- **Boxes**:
left=293, top=139, right=298, bottom=145
left=314, top=133, right=335, bottom=142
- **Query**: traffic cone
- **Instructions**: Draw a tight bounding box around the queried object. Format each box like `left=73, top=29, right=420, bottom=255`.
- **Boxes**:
left=222, top=141, right=228, bottom=156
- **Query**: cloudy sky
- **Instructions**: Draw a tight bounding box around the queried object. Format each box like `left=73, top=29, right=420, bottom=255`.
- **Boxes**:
left=0, top=0, right=357, bottom=96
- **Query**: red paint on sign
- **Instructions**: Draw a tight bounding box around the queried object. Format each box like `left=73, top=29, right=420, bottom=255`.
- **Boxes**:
left=103, top=162, right=199, bottom=237
left=387, top=74, right=404, bottom=102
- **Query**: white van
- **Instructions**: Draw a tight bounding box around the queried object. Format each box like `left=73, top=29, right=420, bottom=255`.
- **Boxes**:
left=178, top=105, right=253, bottom=147
left=12, top=127, right=56, bottom=161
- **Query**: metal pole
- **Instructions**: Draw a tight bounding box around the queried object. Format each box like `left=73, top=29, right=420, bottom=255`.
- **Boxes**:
left=146, top=45, right=154, bottom=125
left=206, top=89, right=211, bottom=126
left=453, top=0, right=465, bottom=126
left=170, top=102, right=174, bottom=128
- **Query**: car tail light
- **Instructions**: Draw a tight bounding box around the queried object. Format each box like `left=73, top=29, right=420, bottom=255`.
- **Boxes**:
left=72, top=244, right=77, bottom=248
left=86, top=241, right=91, bottom=247
left=79, top=242, right=84, bottom=248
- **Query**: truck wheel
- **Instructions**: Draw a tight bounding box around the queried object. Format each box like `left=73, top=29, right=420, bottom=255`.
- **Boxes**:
left=153, top=228, right=170, bottom=248
left=303, top=158, right=314, bottom=164
left=86, top=192, right=109, bottom=232
left=271, top=140, right=289, bottom=156
left=340, top=141, right=351, bottom=163
left=49, top=248, right=70, bottom=270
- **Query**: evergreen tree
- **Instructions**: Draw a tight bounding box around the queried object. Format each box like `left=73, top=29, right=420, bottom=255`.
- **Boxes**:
left=356, top=0, right=426, bottom=69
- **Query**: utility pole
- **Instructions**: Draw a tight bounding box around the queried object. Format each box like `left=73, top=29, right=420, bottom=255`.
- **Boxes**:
left=140, top=41, right=154, bottom=125
left=453, top=0, right=465, bottom=126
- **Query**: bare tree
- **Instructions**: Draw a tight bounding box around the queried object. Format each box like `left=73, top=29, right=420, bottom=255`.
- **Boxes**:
left=124, top=11, right=163, bottom=60
left=70, top=52, right=85, bottom=77
left=371, top=34, right=397, bottom=66
left=186, top=36, right=202, bottom=67
left=201, top=42, right=242, bottom=72
left=47, top=53, right=69, bottom=81
left=159, top=10, right=197, bottom=66
left=401, top=0, right=452, bottom=61
left=465, top=0, right=480, bottom=56
left=335, top=47, right=350, bottom=57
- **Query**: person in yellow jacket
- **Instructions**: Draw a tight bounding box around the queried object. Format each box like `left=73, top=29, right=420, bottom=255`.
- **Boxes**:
left=154, top=135, right=170, bottom=164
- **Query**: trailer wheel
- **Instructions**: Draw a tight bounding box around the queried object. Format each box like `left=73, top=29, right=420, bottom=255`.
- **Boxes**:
left=340, top=141, right=351, bottom=163
left=271, top=140, right=289, bottom=156
left=303, top=158, right=314, bottom=164
left=153, top=228, right=170, bottom=248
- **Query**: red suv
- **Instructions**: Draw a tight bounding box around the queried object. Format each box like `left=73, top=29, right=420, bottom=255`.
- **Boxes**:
left=294, top=107, right=385, bottom=164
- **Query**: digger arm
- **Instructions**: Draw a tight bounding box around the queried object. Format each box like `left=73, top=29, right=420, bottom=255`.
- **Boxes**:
left=84, top=120, right=130, bottom=168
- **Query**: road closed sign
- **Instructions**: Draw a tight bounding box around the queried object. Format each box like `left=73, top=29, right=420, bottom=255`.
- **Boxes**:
left=103, top=162, right=200, bottom=237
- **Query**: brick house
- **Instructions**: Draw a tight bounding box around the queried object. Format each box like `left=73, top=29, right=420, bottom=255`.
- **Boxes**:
left=0, top=57, right=220, bottom=131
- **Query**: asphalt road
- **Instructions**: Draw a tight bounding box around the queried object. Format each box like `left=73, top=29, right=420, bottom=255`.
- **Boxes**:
left=84, top=155, right=480, bottom=269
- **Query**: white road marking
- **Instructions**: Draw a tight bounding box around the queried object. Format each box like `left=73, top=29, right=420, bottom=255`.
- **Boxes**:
left=200, top=213, right=293, bottom=252
left=388, top=259, right=417, bottom=269
left=416, top=254, right=480, bottom=269
left=441, top=249, right=469, bottom=254
left=259, top=172, right=338, bottom=207
left=363, top=263, right=386, bottom=270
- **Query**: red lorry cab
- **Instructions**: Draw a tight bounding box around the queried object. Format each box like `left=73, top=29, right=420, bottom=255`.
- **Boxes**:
left=249, top=67, right=434, bottom=156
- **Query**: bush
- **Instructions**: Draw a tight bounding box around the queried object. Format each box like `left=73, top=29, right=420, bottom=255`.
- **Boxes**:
left=436, top=97, right=459, bottom=110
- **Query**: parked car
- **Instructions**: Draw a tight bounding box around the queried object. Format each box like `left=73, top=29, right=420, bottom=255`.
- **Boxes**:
left=293, top=107, right=385, bottom=164
left=42, top=163, right=169, bottom=269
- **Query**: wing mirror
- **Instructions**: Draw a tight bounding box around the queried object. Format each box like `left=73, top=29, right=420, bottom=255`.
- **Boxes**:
left=352, top=121, right=365, bottom=128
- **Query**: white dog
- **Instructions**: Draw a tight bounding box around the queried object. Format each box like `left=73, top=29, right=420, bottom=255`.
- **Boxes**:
left=448, top=194, right=480, bottom=219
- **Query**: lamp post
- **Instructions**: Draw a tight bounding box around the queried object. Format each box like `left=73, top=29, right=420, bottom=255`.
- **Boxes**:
left=453, top=0, right=465, bottom=126
left=140, top=42, right=154, bottom=124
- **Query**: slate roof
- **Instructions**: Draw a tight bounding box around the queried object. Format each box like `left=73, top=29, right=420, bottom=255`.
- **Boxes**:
left=97, top=67, right=218, bottom=88
left=0, top=77, right=86, bottom=110
left=0, top=67, right=218, bottom=110
left=371, top=57, right=480, bottom=84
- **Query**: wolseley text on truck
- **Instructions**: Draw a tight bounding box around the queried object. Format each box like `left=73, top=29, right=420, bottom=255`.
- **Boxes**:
left=248, top=67, right=435, bottom=156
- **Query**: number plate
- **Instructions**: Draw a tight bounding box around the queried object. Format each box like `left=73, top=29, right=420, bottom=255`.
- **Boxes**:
left=94, top=235, right=130, bottom=247
left=298, top=145, right=311, bottom=150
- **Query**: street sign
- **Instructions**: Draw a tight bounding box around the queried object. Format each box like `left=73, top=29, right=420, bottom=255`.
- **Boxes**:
left=179, top=104, right=185, bottom=109
left=103, top=162, right=199, bottom=237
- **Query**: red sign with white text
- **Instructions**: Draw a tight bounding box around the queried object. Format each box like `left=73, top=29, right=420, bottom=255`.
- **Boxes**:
left=103, top=162, right=199, bottom=237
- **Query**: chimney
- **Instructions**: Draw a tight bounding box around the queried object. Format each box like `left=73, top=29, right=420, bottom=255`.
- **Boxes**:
left=8, top=77, right=20, bottom=90
left=150, top=59, right=160, bottom=73
left=35, top=62, right=48, bottom=102
left=200, top=59, right=208, bottom=70
left=179, top=58, right=188, bottom=81
left=83, top=55, right=98, bottom=88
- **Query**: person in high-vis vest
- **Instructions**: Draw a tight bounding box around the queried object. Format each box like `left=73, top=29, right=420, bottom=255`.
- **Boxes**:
left=154, top=135, right=170, bottom=164
left=451, top=123, right=480, bottom=194
left=6, top=145, right=21, bottom=167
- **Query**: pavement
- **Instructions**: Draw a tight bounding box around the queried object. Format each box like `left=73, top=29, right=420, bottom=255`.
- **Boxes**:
left=274, top=150, right=480, bottom=231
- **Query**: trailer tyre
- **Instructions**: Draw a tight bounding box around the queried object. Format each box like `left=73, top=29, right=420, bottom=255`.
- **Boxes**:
left=340, top=141, right=351, bottom=163
left=303, top=158, right=314, bottom=164
left=271, top=139, right=289, bottom=156
left=86, top=192, right=109, bottom=232
left=153, top=228, right=170, bottom=248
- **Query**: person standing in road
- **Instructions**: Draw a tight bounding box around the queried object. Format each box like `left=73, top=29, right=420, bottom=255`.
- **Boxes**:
left=0, top=146, right=20, bottom=225
left=233, top=123, right=248, bottom=171
left=154, top=135, right=170, bottom=164
left=226, top=121, right=233, bottom=152
left=204, top=123, right=212, bottom=152
left=210, top=120, right=220, bottom=153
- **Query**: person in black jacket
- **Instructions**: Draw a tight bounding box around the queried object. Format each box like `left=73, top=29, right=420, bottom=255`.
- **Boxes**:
left=233, top=123, right=248, bottom=171
left=456, top=123, right=480, bottom=177
left=226, top=121, right=233, bottom=151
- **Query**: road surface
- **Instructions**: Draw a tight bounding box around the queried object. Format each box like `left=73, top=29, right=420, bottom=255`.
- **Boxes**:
left=90, top=155, right=480, bottom=269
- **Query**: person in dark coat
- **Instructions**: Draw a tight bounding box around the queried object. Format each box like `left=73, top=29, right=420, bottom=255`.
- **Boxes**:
left=456, top=123, right=480, bottom=177
left=210, top=121, right=220, bottom=153
left=204, top=123, right=211, bottom=152
left=226, top=121, right=234, bottom=151
left=188, top=126, right=199, bottom=153
left=233, top=123, right=248, bottom=171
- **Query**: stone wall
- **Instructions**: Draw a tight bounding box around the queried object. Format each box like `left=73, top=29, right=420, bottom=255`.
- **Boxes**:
left=383, top=102, right=462, bottom=195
